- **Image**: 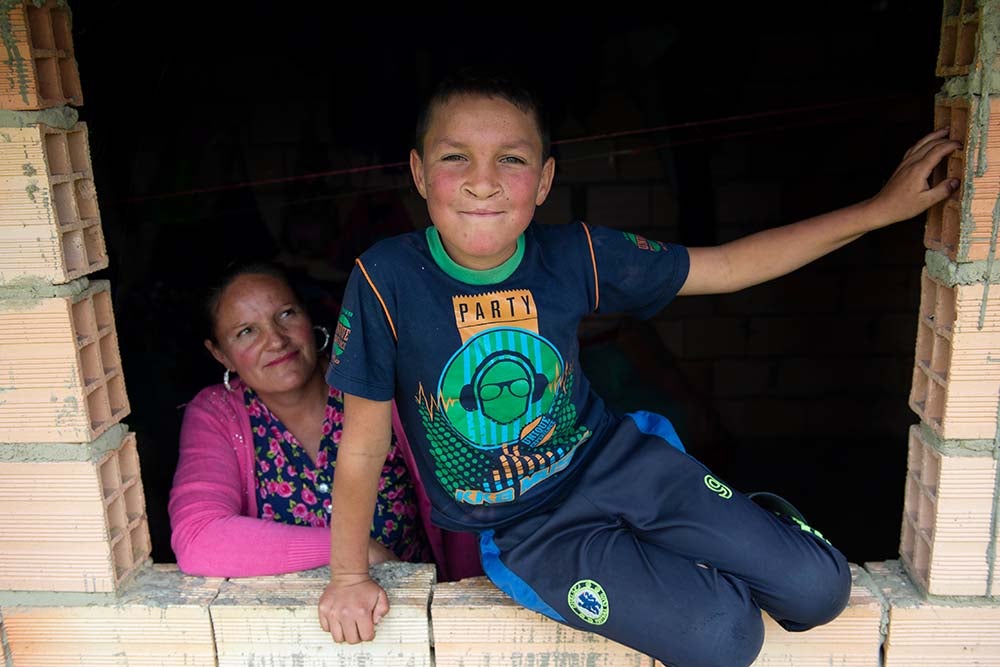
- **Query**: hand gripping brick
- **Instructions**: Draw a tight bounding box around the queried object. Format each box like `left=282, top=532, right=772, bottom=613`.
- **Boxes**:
left=923, top=96, right=1000, bottom=263
left=210, top=562, right=435, bottom=667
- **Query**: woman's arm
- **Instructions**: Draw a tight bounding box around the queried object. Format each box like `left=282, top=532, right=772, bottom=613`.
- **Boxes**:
left=169, top=388, right=332, bottom=577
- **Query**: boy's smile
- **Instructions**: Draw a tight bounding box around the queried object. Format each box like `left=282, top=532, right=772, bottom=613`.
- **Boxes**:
left=410, top=95, right=555, bottom=271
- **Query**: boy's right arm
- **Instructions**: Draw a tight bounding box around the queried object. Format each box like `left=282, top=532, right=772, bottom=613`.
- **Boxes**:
left=678, top=129, right=958, bottom=296
left=317, top=394, right=393, bottom=644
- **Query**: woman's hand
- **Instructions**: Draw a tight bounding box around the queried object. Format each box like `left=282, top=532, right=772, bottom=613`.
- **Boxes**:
left=368, top=538, right=398, bottom=566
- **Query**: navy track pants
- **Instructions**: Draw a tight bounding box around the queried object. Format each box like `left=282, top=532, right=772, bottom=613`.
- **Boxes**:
left=479, top=411, right=851, bottom=667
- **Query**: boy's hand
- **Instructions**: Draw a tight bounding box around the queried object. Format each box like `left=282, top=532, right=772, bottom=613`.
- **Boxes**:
left=318, top=574, right=390, bottom=644
left=866, top=127, right=962, bottom=228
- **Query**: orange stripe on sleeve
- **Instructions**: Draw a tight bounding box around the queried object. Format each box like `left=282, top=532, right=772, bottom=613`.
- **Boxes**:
left=580, top=222, right=600, bottom=311
left=355, top=259, right=398, bottom=341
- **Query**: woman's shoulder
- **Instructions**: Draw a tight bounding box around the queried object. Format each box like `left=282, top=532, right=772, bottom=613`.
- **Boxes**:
left=185, top=381, right=246, bottom=425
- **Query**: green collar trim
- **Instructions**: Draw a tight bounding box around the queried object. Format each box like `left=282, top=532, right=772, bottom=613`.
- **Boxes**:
left=425, top=227, right=524, bottom=285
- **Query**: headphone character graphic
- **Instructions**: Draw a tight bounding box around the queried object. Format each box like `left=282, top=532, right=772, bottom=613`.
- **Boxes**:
left=459, top=349, right=548, bottom=425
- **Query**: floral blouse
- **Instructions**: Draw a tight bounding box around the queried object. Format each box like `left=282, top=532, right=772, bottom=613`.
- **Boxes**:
left=245, top=384, right=428, bottom=561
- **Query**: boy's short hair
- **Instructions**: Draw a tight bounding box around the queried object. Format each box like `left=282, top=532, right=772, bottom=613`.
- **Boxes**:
left=414, top=67, right=551, bottom=159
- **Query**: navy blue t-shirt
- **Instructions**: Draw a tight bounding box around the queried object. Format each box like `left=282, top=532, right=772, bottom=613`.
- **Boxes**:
left=327, top=221, right=689, bottom=531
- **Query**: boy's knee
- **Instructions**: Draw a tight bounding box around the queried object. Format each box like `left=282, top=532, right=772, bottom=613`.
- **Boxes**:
left=775, top=552, right=852, bottom=630
left=669, top=606, right=765, bottom=667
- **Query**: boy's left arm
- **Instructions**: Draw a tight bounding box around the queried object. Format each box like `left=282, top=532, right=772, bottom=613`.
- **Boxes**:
left=680, top=128, right=961, bottom=296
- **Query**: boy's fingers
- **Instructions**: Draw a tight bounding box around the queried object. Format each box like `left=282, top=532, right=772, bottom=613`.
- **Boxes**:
left=904, top=127, right=951, bottom=159
left=330, top=621, right=346, bottom=644
left=924, top=178, right=959, bottom=206
left=916, top=139, right=962, bottom=170
left=342, top=619, right=363, bottom=645
left=889, top=139, right=962, bottom=179
left=890, top=137, right=953, bottom=180
left=888, top=139, right=960, bottom=186
left=373, top=589, right=390, bottom=625
left=902, top=137, right=957, bottom=171
left=355, top=615, right=376, bottom=643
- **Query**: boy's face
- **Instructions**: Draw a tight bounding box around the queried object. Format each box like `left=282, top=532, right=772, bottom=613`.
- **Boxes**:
left=410, top=94, right=555, bottom=270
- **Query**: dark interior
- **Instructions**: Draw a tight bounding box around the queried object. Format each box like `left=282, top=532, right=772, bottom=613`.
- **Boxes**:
left=70, top=4, right=944, bottom=565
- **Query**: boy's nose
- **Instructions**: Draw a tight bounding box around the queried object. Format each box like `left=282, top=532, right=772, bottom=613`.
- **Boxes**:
left=463, top=163, right=502, bottom=199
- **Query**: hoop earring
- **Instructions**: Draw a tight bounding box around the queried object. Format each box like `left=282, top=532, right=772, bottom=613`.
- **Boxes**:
left=315, top=325, right=330, bottom=352
left=224, top=369, right=234, bottom=392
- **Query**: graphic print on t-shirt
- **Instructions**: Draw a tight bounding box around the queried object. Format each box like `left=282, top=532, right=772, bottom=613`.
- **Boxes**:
left=331, top=307, right=353, bottom=363
left=622, top=231, right=665, bottom=252
left=416, top=289, right=590, bottom=506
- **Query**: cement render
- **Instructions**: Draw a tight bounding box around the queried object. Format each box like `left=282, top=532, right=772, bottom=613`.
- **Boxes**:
left=0, top=423, right=127, bottom=461
left=0, top=106, right=78, bottom=130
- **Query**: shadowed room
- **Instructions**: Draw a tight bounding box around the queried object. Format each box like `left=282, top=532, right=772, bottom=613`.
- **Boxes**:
left=62, top=5, right=946, bottom=565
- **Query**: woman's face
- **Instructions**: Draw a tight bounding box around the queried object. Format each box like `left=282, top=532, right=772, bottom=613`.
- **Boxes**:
left=206, top=273, right=319, bottom=396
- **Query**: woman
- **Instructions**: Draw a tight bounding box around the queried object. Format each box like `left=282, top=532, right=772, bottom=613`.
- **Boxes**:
left=169, top=262, right=480, bottom=579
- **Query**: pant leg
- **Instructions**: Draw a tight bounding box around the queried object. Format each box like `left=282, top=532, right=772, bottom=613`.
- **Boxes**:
left=484, top=495, right=766, bottom=667
left=582, top=412, right=851, bottom=631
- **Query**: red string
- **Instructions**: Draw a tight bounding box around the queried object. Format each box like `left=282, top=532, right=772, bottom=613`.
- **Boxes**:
left=124, top=95, right=904, bottom=204
left=125, top=160, right=409, bottom=203
left=551, top=95, right=900, bottom=146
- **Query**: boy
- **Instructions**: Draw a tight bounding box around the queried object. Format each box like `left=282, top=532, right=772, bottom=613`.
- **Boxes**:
left=318, top=70, right=958, bottom=667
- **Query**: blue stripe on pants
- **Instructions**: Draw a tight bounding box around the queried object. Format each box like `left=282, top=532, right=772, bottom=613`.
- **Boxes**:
left=479, top=528, right=566, bottom=622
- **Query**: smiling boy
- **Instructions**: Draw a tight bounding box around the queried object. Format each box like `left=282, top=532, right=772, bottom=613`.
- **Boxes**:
left=318, top=70, right=958, bottom=666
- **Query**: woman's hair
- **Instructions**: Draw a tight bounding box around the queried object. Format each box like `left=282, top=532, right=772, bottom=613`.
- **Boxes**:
left=203, top=261, right=301, bottom=343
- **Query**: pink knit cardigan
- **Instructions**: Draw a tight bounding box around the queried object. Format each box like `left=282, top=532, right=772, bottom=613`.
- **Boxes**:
left=168, top=381, right=482, bottom=580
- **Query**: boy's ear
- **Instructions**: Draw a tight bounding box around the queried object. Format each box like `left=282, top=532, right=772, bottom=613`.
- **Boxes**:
left=535, top=156, right=556, bottom=206
left=410, top=149, right=428, bottom=200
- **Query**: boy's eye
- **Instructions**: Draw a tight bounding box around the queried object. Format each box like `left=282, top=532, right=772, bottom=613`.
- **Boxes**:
left=236, top=326, right=252, bottom=338
left=441, top=154, right=467, bottom=162
left=500, top=156, right=527, bottom=165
